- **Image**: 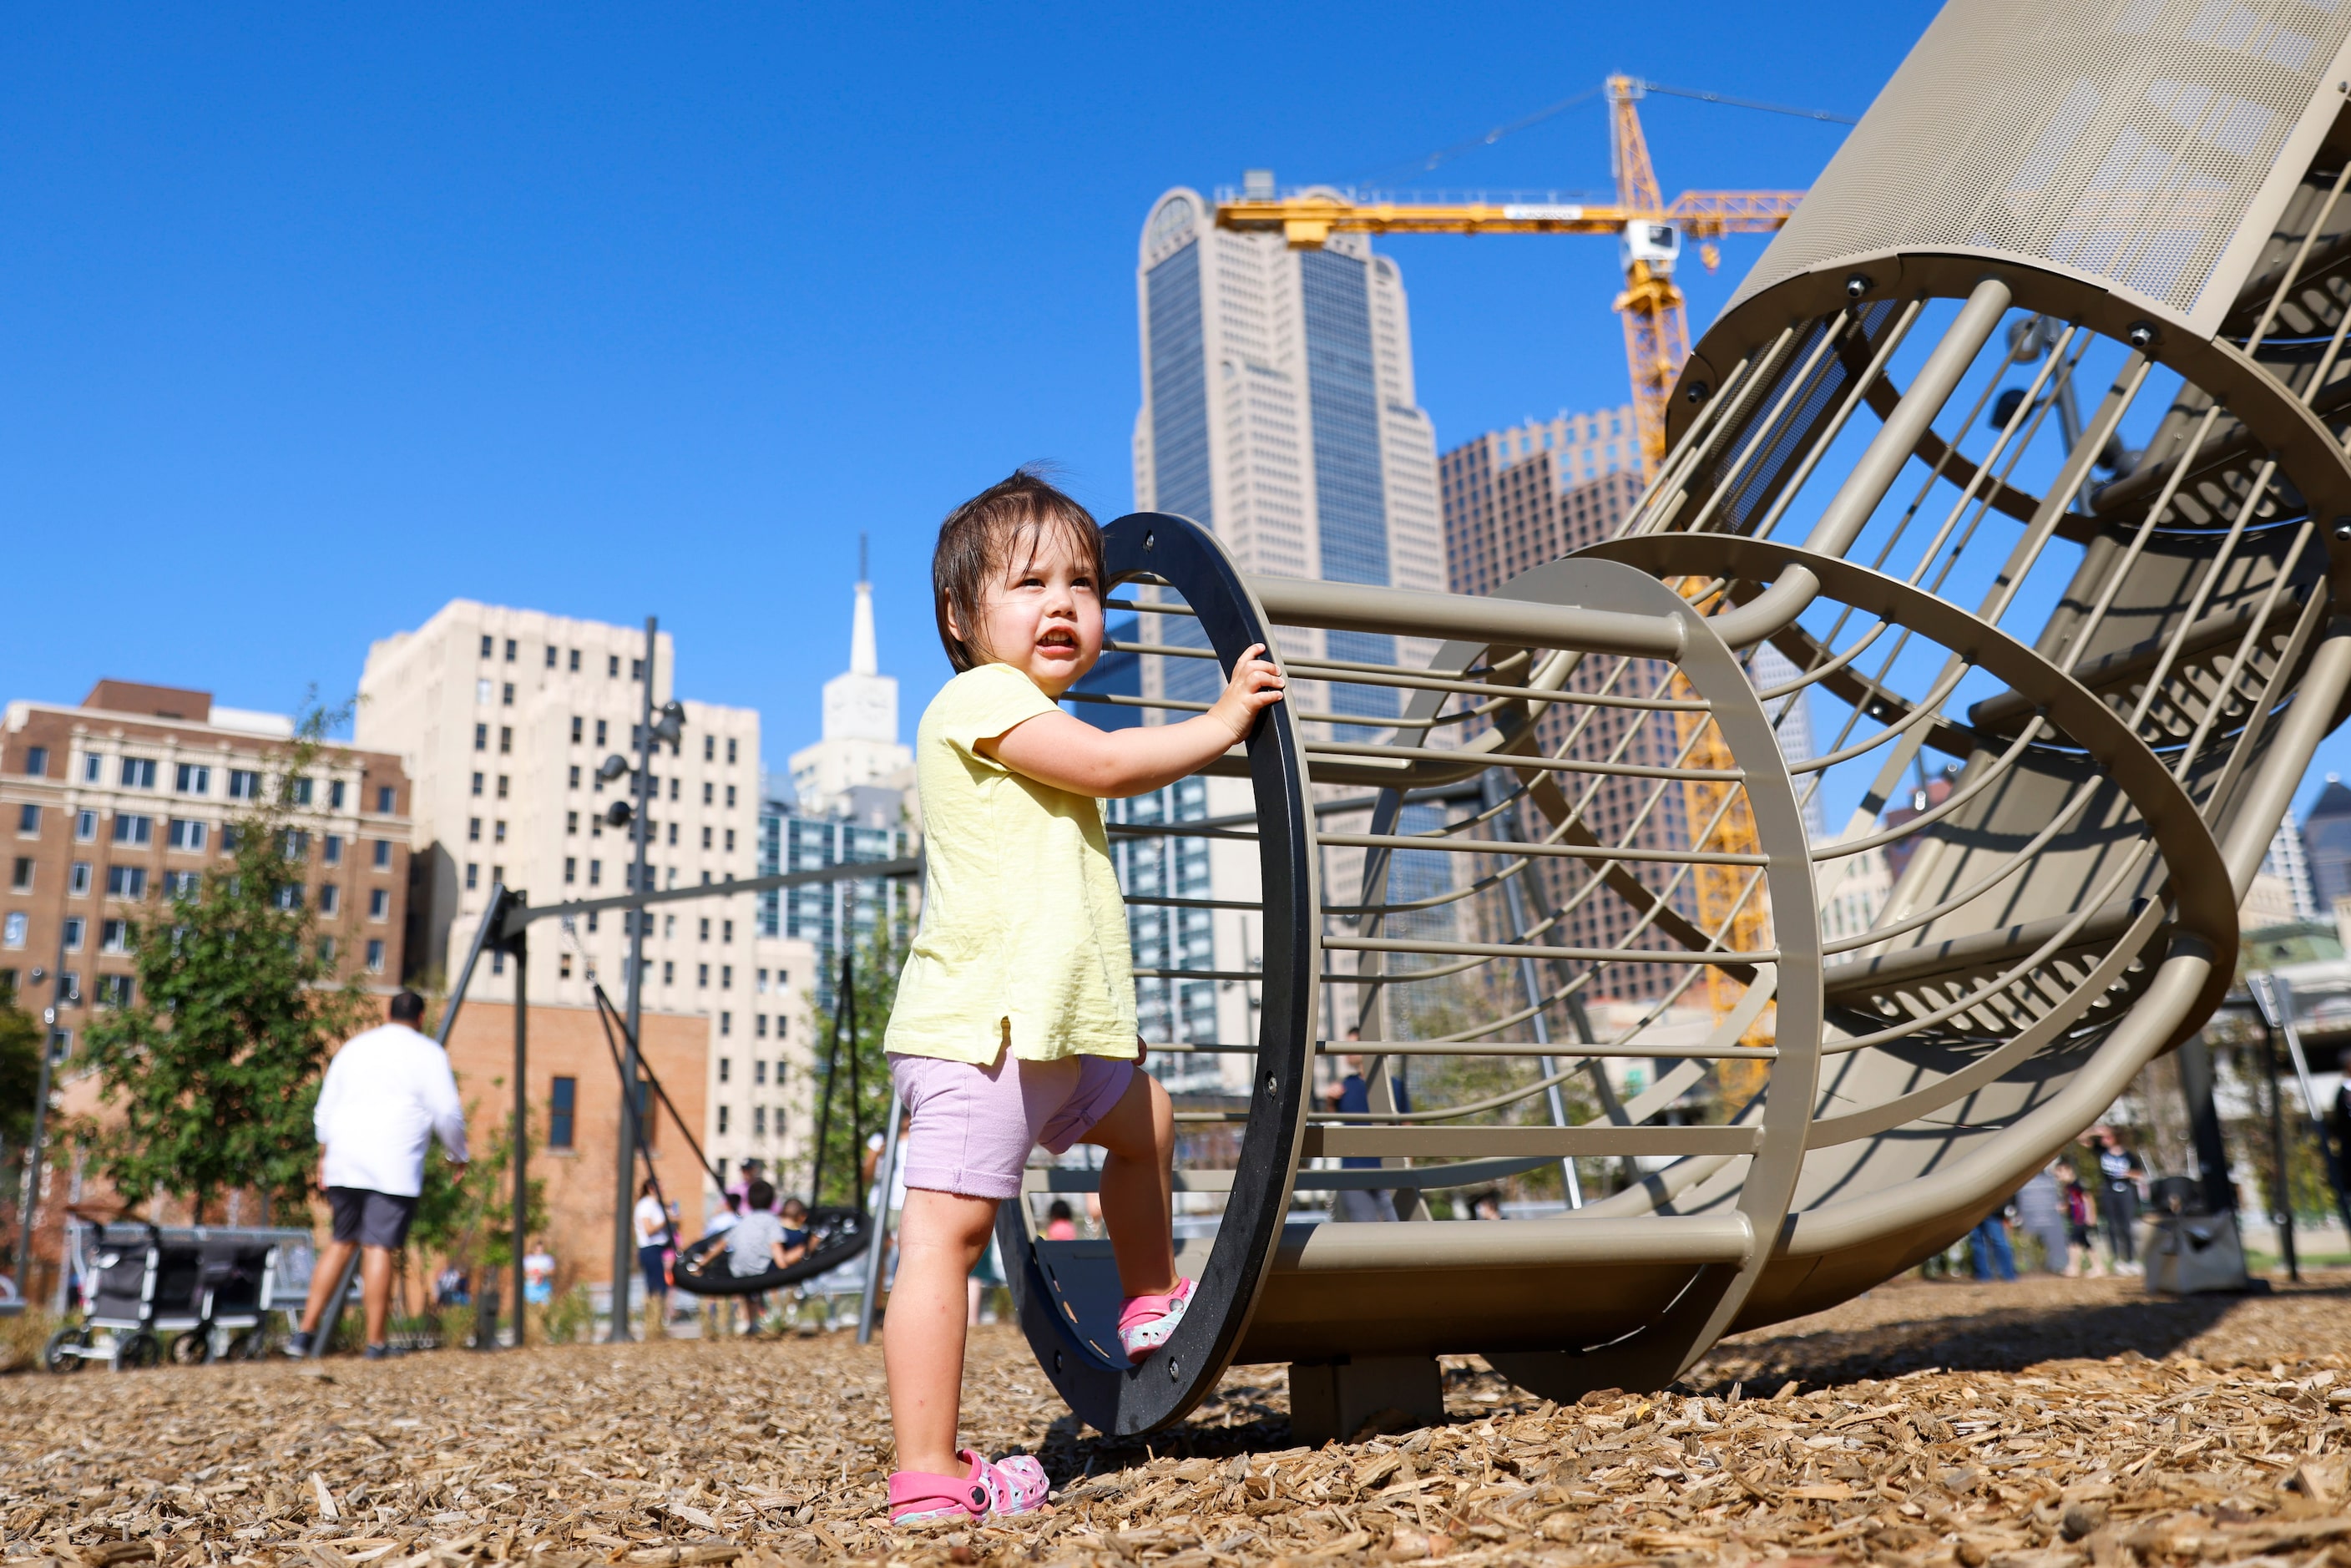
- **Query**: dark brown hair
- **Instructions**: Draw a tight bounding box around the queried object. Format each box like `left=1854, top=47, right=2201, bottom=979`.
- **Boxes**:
left=933, top=467, right=1105, bottom=672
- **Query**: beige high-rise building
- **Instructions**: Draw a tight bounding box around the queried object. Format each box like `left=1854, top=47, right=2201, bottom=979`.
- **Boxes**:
left=356, top=601, right=814, bottom=1196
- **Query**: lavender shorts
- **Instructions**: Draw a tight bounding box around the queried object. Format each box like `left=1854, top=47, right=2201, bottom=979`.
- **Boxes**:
left=889, top=1051, right=1137, bottom=1201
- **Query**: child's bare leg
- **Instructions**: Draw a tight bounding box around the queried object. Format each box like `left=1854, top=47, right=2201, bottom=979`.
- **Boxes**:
left=1083, top=1069, right=1177, bottom=1298
left=884, top=1189, right=998, bottom=1479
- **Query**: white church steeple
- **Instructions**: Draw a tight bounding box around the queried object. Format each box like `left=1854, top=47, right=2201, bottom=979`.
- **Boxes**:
left=791, top=535, right=913, bottom=814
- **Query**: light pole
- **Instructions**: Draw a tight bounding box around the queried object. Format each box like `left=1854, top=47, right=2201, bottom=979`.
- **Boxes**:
left=13, top=916, right=74, bottom=1295
left=610, top=616, right=658, bottom=1340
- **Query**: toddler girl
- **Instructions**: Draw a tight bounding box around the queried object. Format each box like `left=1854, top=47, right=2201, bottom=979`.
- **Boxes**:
left=881, top=469, right=1283, bottom=1526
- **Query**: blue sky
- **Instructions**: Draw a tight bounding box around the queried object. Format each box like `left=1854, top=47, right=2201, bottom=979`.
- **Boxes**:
left=16, top=3, right=2340, bottom=821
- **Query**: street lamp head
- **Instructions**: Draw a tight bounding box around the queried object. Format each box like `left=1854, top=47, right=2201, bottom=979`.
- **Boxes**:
left=604, top=800, right=635, bottom=830
left=596, top=753, right=630, bottom=785
left=651, top=701, right=685, bottom=748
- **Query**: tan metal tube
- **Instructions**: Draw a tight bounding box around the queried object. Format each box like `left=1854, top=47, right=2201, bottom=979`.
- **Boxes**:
left=1246, top=575, right=1684, bottom=659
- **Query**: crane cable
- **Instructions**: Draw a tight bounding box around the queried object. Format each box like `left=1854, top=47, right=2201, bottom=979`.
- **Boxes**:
left=1350, top=77, right=1855, bottom=188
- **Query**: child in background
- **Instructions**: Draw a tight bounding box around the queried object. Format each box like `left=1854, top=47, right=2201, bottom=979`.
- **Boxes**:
left=1044, top=1199, right=1079, bottom=1242
left=881, top=469, right=1285, bottom=1526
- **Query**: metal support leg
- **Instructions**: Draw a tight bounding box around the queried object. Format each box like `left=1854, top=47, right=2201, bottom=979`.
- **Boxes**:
left=511, top=923, right=528, bottom=1350
left=855, top=1105, right=902, bottom=1345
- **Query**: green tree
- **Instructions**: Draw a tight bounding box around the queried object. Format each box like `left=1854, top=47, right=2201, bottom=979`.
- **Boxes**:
left=409, top=1094, right=548, bottom=1279
left=0, top=999, right=43, bottom=1152
left=76, top=706, right=373, bottom=1222
left=805, top=916, right=909, bottom=1207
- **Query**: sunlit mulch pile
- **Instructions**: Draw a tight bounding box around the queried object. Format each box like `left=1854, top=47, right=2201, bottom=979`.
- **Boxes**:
left=5, top=1273, right=2351, bottom=1565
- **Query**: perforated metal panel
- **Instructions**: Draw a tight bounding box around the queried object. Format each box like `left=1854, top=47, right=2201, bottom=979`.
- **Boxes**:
left=1730, top=0, right=2351, bottom=332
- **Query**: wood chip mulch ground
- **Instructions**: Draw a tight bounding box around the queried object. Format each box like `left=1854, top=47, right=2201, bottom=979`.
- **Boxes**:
left=8, top=1272, right=2351, bottom=1565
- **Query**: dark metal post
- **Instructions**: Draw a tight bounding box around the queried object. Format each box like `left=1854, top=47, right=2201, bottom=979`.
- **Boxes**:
left=612, top=617, right=656, bottom=1340
left=511, top=918, right=528, bottom=1350
left=2176, top=1034, right=2236, bottom=1212
left=2271, top=1018, right=2299, bottom=1282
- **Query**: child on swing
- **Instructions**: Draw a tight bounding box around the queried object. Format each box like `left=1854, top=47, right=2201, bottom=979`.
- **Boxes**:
left=881, top=469, right=1284, bottom=1526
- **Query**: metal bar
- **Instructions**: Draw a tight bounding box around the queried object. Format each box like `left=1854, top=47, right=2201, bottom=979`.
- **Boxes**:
left=1246, top=575, right=1685, bottom=659
left=503, top=857, right=922, bottom=934
left=1305, top=737, right=1740, bottom=781
left=1316, top=829, right=1767, bottom=867
left=511, top=921, right=528, bottom=1351
left=1326, top=932, right=1777, bottom=964
left=1302, top=1125, right=1762, bottom=1159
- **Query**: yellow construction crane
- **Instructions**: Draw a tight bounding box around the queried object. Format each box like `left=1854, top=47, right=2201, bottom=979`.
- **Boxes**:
left=1213, top=75, right=1802, bottom=478
left=1217, top=76, right=1797, bottom=1079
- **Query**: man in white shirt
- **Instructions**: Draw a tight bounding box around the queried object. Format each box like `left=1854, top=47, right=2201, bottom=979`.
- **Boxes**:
left=286, top=990, right=468, bottom=1358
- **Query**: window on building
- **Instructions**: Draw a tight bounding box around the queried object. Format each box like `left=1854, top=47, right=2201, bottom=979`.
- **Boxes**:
left=98, top=974, right=132, bottom=1007
left=477, top=678, right=493, bottom=706
left=668, top=777, right=679, bottom=802
left=724, top=828, right=735, bottom=852
left=272, top=883, right=300, bottom=911
left=23, top=746, right=47, bottom=777
left=754, top=1060, right=766, bottom=1085
left=323, top=834, right=343, bottom=866
left=468, top=817, right=481, bottom=842
left=366, top=938, right=385, bottom=974
left=726, top=739, right=737, bottom=765
left=83, top=754, right=101, bottom=783
left=698, top=963, right=710, bottom=989
left=319, top=884, right=340, bottom=915
left=549, top=1077, right=576, bottom=1149
left=465, top=862, right=479, bottom=891
left=569, top=649, right=580, bottom=672
left=701, top=781, right=713, bottom=806
left=774, top=1015, right=786, bottom=1041
left=376, top=785, right=397, bottom=812
left=220, top=827, right=240, bottom=852
left=545, top=645, right=558, bottom=669
left=559, top=951, right=572, bottom=979
left=228, top=769, right=260, bottom=801
left=16, top=804, right=37, bottom=836
left=62, top=918, right=84, bottom=951
left=569, top=765, right=580, bottom=789
left=287, top=776, right=313, bottom=807
left=722, top=919, right=734, bottom=943
left=100, top=918, right=128, bottom=953
left=726, top=784, right=736, bottom=808
left=58, top=973, right=80, bottom=1004
left=372, top=838, right=392, bottom=869
left=661, top=959, right=675, bottom=985
left=281, top=830, right=307, bottom=862
left=502, top=683, right=514, bottom=707
left=608, top=655, right=619, bottom=677
left=719, top=1010, right=731, bottom=1036
left=73, top=811, right=95, bottom=842
left=630, top=659, right=644, bottom=680
left=756, top=1014, right=768, bottom=1038
left=492, top=862, right=503, bottom=886
left=595, top=719, right=609, bottom=747
left=753, top=1105, right=766, bottom=1137
left=564, top=857, right=576, bottom=884
left=175, top=763, right=210, bottom=794
left=473, top=724, right=488, bottom=752
left=113, top=815, right=152, bottom=847
left=167, top=818, right=206, bottom=851
left=330, top=780, right=346, bottom=810
left=497, top=775, right=509, bottom=799
left=717, top=1105, right=731, bottom=1136
left=498, top=726, right=512, bottom=755
left=2, top=912, right=24, bottom=947
left=470, top=771, right=484, bottom=797
left=566, top=811, right=578, bottom=836
left=697, top=917, right=710, bottom=941
left=119, top=757, right=156, bottom=789
left=480, top=634, right=494, bottom=658
left=588, top=859, right=601, bottom=886
left=569, top=716, right=582, bottom=745
left=163, top=870, right=199, bottom=899
left=720, top=964, right=732, bottom=989
left=755, top=967, right=767, bottom=993
left=106, top=866, right=146, bottom=899
left=369, top=888, right=389, bottom=919
left=316, top=937, right=336, bottom=964
left=9, top=857, right=31, bottom=893
left=493, top=820, right=506, bottom=843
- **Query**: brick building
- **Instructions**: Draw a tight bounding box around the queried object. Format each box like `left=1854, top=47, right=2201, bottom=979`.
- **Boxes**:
left=0, top=681, right=414, bottom=1041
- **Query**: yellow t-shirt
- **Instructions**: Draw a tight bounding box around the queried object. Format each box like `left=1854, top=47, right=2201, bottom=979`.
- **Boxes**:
left=884, top=662, right=1139, bottom=1065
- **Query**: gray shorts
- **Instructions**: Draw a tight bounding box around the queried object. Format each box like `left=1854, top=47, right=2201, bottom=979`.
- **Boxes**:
left=327, top=1186, right=419, bottom=1249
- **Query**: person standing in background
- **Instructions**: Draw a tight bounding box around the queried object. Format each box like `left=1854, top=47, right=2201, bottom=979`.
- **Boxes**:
left=2014, top=1164, right=2072, bottom=1273
left=2055, top=1157, right=2105, bottom=1277
left=286, top=990, right=468, bottom=1359
left=633, top=1177, right=672, bottom=1338
left=2091, top=1127, right=2146, bottom=1275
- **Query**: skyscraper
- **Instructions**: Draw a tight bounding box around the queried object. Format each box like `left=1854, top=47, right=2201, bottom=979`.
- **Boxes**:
left=1134, top=185, right=1446, bottom=711
left=2302, top=776, right=2351, bottom=911
left=789, top=542, right=912, bottom=819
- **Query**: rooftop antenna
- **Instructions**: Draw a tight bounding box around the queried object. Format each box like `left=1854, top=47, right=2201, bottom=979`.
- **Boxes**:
left=858, top=532, right=869, bottom=585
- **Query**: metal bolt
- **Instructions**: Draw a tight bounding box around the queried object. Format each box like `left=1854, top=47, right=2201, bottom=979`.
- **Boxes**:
left=1845, top=274, right=1871, bottom=298
left=2334, top=517, right=2351, bottom=543
left=1169, top=1356, right=1181, bottom=1380
left=1685, top=380, right=1711, bottom=405
left=1054, top=1349, right=1064, bottom=1372
left=1263, top=1071, right=1278, bottom=1096
left=1143, top=531, right=1156, bottom=551
left=2126, top=321, right=2157, bottom=350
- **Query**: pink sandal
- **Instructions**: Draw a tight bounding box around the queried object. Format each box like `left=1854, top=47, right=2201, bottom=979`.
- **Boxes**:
left=1118, top=1276, right=1196, bottom=1363
left=888, top=1448, right=1049, bottom=1525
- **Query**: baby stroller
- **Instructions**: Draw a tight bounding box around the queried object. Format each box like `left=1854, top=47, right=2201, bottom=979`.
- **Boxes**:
left=44, top=1221, right=301, bottom=1371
